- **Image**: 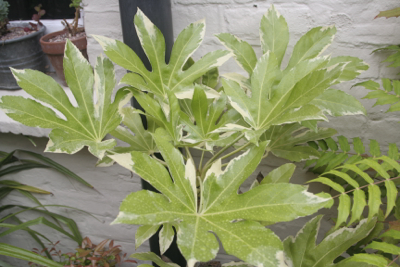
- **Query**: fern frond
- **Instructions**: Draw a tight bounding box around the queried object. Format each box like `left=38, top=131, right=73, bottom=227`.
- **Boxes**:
left=306, top=136, right=400, bottom=174
left=310, top=156, right=400, bottom=229
left=353, top=78, right=400, bottom=112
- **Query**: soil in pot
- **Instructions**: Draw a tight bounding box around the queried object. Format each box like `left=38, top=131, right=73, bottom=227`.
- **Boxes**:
left=0, top=26, right=39, bottom=41
left=0, top=23, right=47, bottom=90
left=40, top=30, right=88, bottom=86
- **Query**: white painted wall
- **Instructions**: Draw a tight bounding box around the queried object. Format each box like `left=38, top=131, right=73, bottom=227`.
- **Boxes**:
left=1, top=0, right=400, bottom=266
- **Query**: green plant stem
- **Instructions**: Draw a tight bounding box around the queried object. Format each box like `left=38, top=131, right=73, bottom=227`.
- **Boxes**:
left=219, top=142, right=251, bottom=162
left=185, top=146, right=194, bottom=165
left=199, top=150, right=205, bottom=170
left=262, top=151, right=269, bottom=159
left=151, top=154, right=168, bottom=167
left=201, top=133, right=244, bottom=176
left=332, top=176, right=400, bottom=199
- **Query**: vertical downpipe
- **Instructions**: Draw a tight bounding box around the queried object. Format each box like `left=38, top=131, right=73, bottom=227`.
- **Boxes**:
left=118, top=1, right=186, bottom=266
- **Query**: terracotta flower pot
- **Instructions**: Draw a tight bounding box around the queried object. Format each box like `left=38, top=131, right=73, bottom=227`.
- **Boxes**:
left=40, top=30, right=88, bottom=86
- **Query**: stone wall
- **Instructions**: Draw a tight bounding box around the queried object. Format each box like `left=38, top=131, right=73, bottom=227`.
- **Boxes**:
left=1, top=0, right=400, bottom=266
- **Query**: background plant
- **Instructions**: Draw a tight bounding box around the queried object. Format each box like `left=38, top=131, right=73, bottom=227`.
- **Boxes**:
left=0, top=0, right=9, bottom=36
left=62, top=0, right=84, bottom=37
left=29, top=237, right=136, bottom=267
left=0, top=149, right=94, bottom=266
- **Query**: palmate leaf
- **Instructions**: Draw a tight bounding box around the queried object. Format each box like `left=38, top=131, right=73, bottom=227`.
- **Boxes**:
left=109, top=129, right=332, bottom=267
left=218, top=6, right=367, bottom=143
left=310, top=155, right=400, bottom=228
left=283, top=216, right=380, bottom=267
left=94, top=9, right=231, bottom=100
left=180, top=86, right=241, bottom=149
left=130, top=89, right=183, bottom=143
left=261, top=123, right=337, bottom=162
left=0, top=41, right=131, bottom=159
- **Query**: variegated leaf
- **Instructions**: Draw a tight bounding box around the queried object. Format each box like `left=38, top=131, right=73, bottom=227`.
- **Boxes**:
left=0, top=41, right=131, bottom=158
left=94, top=9, right=231, bottom=99
left=110, top=129, right=331, bottom=267
left=284, top=216, right=377, bottom=267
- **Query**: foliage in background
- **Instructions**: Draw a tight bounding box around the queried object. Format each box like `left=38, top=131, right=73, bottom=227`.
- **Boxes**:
left=296, top=7, right=400, bottom=266
left=0, top=149, right=93, bottom=265
left=63, top=0, right=84, bottom=36
left=29, top=237, right=136, bottom=267
left=0, top=0, right=9, bottom=36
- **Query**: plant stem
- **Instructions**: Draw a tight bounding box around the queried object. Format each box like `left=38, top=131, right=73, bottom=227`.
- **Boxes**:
left=201, top=133, right=244, bottom=176
left=388, top=255, right=399, bottom=266
left=219, top=142, right=251, bottom=161
left=199, top=150, right=205, bottom=170
left=185, top=146, right=194, bottom=164
left=332, top=176, right=400, bottom=199
left=262, top=151, right=269, bottom=159
left=151, top=154, right=168, bottom=167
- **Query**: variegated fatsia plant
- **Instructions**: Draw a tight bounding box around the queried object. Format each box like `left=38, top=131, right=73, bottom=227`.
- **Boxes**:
left=0, top=5, right=388, bottom=267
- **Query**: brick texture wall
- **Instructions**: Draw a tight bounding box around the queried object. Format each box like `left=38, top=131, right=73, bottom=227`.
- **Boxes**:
left=1, top=0, right=399, bottom=266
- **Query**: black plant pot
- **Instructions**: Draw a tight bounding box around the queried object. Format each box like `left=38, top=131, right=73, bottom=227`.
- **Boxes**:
left=118, top=1, right=186, bottom=267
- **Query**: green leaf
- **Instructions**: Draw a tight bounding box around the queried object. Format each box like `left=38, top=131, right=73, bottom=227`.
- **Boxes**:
left=336, top=254, right=387, bottom=267
left=260, top=5, right=289, bottom=66
left=353, top=80, right=380, bottom=91
left=336, top=193, right=351, bottom=228
left=0, top=243, right=62, bottom=267
left=375, top=7, right=400, bottom=19
left=337, top=136, right=350, bottom=152
left=202, top=67, right=219, bottom=89
left=216, top=33, right=257, bottom=75
left=353, top=137, right=365, bottom=155
left=0, top=180, right=51, bottom=194
left=263, top=124, right=336, bottom=162
left=369, top=140, right=381, bottom=157
left=384, top=179, right=397, bottom=218
left=284, top=216, right=377, bottom=267
left=159, top=223, right=175, bottom=255
left=223, top=53, right=336, bottom=140
left=0, top=45, right=131, bottom=159
left=388, top=143, right=399, bottom=160
left=110, top=130, right=331, bottom=267
left=287, top=25, right=336, bottom=69
left=131, top=252, right=180, bottom=267
left=380, top=229, right=400, bottom=240
left=309, top=177, right=344, bottom=193
left=95, top=10, right=230, bottom=99
left=17, top=150, right=93, bottom=188
left=325, top=137, right=338, bottom=151
left=110, top=107, right=157, bottom=154
left=135, top=225, right=160, bottom=249
left=367, top=185, right=381, bottom=222
left=325, top=56, right=369, bottom=83
left=349, top=189, right=366, bottom=225
left=365, top=241, right=400, bottom=255
left=260, top=163, right=296, bottom=184
left=310, top=89, right=366, bottom=116
left=181, top=87, right=240, bottom=149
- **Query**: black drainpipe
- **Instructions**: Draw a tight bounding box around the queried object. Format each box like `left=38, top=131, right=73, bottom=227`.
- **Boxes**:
left=118, top=1, right=186, bottom=267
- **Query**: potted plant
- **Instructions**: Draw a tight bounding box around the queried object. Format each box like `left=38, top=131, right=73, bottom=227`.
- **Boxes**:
left=0, top=0, right=47, bottom=90
left=40, top=0, right=86, bottom=85
left=1, top=5, right=397, bottom=267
